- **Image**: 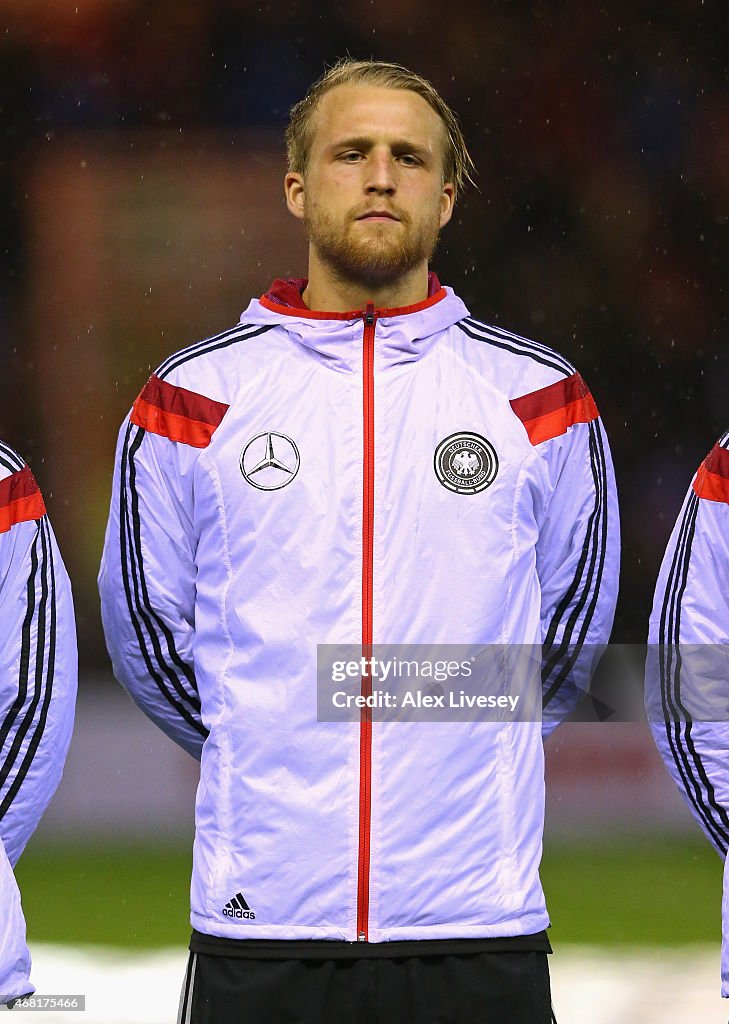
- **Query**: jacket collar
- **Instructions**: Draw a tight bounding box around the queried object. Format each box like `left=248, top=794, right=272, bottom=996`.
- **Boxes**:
left=240, top=274, right=470, bottom=373
left=259, top=272, right=446, bottom=319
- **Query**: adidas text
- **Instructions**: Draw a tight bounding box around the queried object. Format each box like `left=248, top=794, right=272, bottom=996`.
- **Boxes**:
left=223, top=907, right=256, bottom=919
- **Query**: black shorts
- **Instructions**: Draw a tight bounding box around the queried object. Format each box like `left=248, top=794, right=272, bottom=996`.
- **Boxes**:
left=177, top=948, right=555, bottom=1024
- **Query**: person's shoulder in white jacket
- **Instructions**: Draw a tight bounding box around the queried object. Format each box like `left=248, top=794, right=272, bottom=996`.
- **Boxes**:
left=646, top=429, right=729, bottom=1000
left=0, top=442, right=77, bottom=1005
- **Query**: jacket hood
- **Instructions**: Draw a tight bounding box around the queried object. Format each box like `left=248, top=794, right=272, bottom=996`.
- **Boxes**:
left=237, top=274, right=470, bottom=372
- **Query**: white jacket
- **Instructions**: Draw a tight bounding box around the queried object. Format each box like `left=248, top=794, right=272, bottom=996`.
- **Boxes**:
left=99, top=277, right=619, bottom=943
left=647, top=430, right=729, bottom=997
left=0, top=443, right=77, bottom=1001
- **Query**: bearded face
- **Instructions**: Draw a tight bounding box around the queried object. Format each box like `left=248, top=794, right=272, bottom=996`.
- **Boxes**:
left=285, top=84, right=454, bottom=300
left=303, top=194, right=441, bottom=289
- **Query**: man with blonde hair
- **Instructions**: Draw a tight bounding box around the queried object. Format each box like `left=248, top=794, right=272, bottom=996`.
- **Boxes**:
left=100, top=58, right=619, bottom=1023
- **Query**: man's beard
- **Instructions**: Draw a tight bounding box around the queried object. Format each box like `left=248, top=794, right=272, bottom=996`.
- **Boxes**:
left=304, top=201, right=440, bottom=289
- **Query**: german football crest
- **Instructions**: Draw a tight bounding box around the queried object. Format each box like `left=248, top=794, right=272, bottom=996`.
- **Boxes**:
left=433, top=432, right=499, bottom=494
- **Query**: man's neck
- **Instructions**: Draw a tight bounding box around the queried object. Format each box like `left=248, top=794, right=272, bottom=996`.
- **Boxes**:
left=301, top=252, right=430, bottom=312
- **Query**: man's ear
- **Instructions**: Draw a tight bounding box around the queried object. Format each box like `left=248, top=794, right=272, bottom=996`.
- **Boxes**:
left=439, top=182, right=455, bottom=228
left=285, top=172, right=306, bottom=220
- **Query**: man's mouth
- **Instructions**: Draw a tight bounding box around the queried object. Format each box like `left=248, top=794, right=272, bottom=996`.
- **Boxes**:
left=357, top=211, right=400, bottom=221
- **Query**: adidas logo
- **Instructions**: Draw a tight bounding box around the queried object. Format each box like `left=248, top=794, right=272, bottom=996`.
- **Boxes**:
left=222, top=892, right=256, bottom=920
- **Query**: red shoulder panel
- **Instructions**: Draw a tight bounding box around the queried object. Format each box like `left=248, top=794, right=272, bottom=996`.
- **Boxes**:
left=130, top=374, right=229, bottom=448
left=0, top=466, right=46, bottom=534
left=693, top=443, right=729, bottom=504
left=510, top=372, right=599, bottom=445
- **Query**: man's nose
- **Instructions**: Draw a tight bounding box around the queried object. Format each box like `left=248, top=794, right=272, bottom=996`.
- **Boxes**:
left=365, top=152, right=396, bottom=193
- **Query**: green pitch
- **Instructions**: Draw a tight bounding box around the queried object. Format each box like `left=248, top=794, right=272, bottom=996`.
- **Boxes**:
left=14, top=836, right=722, bottom=949
left=541, top=835, right=722, bottom=946
left=17, top=843, right=193, bottom=948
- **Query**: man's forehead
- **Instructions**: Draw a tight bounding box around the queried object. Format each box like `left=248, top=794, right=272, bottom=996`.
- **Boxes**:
left=311, top=83, right=443, bottom=146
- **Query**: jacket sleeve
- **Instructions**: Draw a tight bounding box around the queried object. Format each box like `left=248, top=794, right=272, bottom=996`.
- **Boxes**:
left=646, top=434, right=729, bottom=852
left=0, top=838, right=32, bottom=1004
left=98, top=374, right=227, bottom=760
left=645, top=432, right=729, bottom=997
left=512, top=372, right=620, bottom=737
left=0, top=448, right=77, bottom=868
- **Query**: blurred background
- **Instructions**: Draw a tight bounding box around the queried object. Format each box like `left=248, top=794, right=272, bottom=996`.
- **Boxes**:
left=1, top=1, right=728, bottom=1021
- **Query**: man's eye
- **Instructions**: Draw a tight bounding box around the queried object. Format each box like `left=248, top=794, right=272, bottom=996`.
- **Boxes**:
left=398, top=155, right=420, bottom=166
left=341, top=152, right=363, bottom=161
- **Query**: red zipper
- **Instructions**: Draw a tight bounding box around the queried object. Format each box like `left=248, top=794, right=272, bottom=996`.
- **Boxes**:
left=357, top=301, right=376, bottom=941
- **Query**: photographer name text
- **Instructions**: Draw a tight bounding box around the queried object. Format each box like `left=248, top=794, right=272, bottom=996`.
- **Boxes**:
left=331, top=690, right=520, bottom=711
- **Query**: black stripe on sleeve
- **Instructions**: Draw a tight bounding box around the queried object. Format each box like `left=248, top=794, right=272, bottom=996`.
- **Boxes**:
left=157, top=324, right=274, bottom=380
left=119, top=424, right=208, bottom=738
left=542, top=419, right=608, bottom=708
left=0, top=443, right=25, bottom=474
left=0, top=518, right=50, bottom=814
left=458, top=319, right=574, bottom=376
left=658, top=491, right=729, bottom=853
left=0, top=518, right=57, bottom=820
left=0, top=522, right=41, bottom=774
left=127, top=429, right=199, bottom=697
left=156, top=321, right=255, bottom=378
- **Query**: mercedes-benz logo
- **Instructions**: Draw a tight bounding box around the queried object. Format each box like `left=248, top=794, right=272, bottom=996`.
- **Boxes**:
left=240, top=432, right=300, bottom=491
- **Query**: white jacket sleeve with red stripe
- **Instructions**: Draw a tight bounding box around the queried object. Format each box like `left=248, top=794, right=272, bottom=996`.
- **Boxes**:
left=0, top=442, right=77, bottom=1003
left=646, top=430, right=729, bottom=997
left=510, top=371, right=620, bottom=737
left=98, top=374, right=227, bottom=759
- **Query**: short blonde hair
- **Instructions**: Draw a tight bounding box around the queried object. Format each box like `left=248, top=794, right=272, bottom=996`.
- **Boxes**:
left=286, top=58, right=476, bottom=199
